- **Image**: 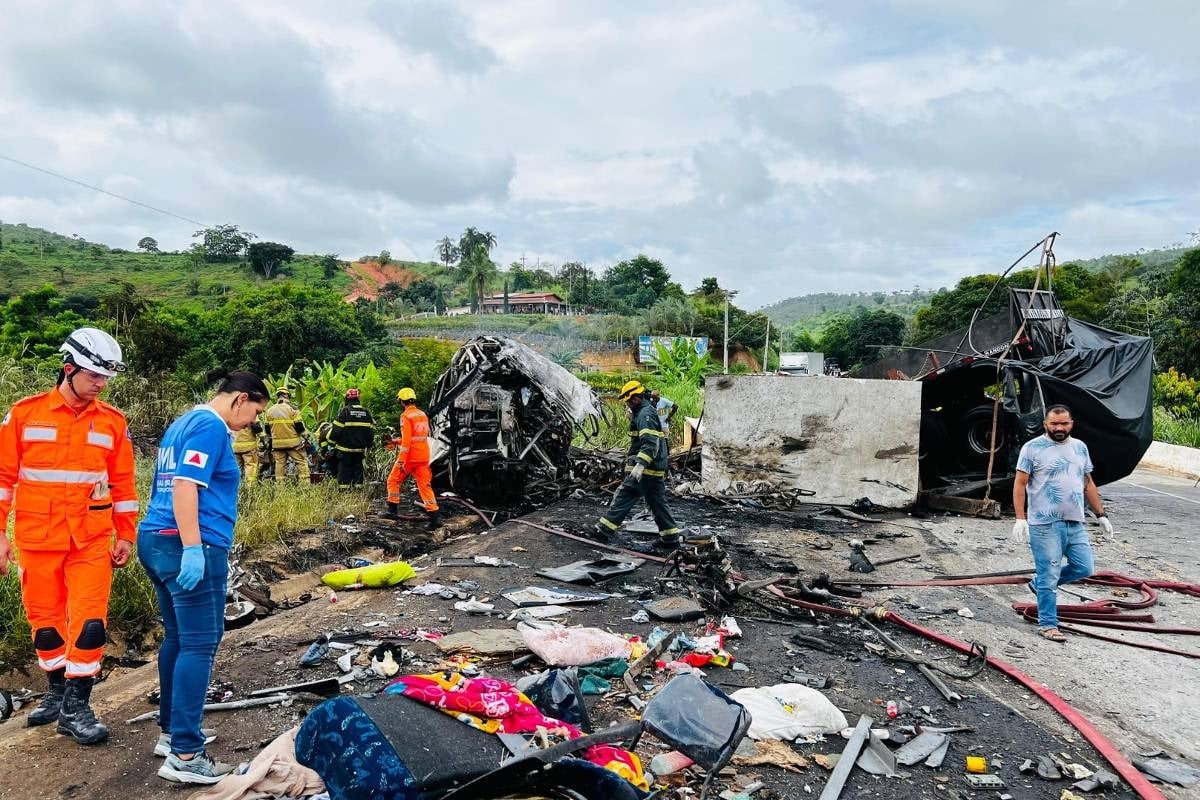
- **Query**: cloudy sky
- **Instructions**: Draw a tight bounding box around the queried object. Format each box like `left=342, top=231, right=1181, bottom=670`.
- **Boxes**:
left=1, top=1, right=1197, bottom=307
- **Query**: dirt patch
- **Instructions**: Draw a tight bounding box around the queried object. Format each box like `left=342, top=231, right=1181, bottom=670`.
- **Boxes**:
left=344, top=260, right=422, bottom=302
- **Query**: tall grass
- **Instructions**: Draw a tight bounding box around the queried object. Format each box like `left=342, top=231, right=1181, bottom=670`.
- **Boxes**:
left=1154, top=406, right=1200, bottom=448
left=235, top=480, right=371, bottom=549
left=576, top=377, right=704, bottom=451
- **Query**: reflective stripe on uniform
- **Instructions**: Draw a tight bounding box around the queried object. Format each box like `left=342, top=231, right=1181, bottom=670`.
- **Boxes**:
left=625, top=465, right=665, bottom=477
left=113, top=500, right=139, bottom=513
left=38, top=654, right=67, bottom=670
left=86, top=431, right=114, bottom=448
left=334, top=445, right=367, bottom=453
left=66, top=659, right=101, bottom=676
left=341, top=421, right=373, bottom=427
left=659, top=527, right=680, bottom=536
left=410, top=435, right=428, bottom=442
left=637, top=452, right=653, bottom=463
left=637, top=428, right=666, bottom=437
left=18, top=467, right=108, bottom=484
left=598, top=517, right=620, bottom=530
left=0, top=488, right=11, bottom=501
left=22, top=427, right=58, bottom=442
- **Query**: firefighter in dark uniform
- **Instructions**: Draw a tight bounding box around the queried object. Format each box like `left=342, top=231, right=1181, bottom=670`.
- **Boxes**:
left=596, top=380, right=682, bottom=547
left=328, top=388, right=375, bottom=487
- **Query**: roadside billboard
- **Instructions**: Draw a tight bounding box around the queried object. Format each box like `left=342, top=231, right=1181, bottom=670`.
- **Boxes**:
left=637, top=335, right=709, bottom=364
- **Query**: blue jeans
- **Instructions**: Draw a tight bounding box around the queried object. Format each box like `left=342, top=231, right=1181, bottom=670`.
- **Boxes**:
left=1028, top=520, right=1094, bottom=629
left=137, top=528, right=229, bottom=755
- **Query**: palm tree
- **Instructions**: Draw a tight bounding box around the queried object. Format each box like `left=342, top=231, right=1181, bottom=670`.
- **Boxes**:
left=462, top=245, right=498, bottom=314
left=436, top=237, right=459, bottom=269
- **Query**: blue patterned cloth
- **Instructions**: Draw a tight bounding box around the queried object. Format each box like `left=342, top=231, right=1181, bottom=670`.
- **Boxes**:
left=1016, top=435, right=1093, bottom=523
left=295, top=696, right=418, bottom=800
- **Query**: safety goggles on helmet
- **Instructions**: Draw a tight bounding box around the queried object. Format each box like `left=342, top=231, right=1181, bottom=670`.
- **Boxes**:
left=65, top=336, right=127, bottom=374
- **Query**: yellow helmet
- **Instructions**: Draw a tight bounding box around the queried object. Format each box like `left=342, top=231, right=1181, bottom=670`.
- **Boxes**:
left=396, top=387, right=417, bottom=402
left=618, top=379, right=645, bottom=400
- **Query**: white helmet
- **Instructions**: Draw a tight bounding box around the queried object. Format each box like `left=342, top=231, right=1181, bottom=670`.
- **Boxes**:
left=60, top=327, right=126, bottom=377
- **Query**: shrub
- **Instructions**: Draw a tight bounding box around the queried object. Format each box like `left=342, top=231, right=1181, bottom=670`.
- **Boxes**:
left=1153, top=368, right=1200, bottom=419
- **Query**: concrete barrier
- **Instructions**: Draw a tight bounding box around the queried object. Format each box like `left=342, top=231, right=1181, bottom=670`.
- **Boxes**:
left=1138, top=440, right=1200, bottom=480
left=700, top=374, right=921, bottom=507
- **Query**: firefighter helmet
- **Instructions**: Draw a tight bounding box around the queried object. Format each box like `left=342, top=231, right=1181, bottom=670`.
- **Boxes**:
left=618, top=380, right=645, bottom=400
left=397, top=387, right=417, bottom=402
left=345, top=388, right=360, bottom=400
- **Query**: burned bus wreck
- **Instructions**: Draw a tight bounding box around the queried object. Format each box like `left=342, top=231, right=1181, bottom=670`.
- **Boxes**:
left=425, top=336, right=608, bottom=503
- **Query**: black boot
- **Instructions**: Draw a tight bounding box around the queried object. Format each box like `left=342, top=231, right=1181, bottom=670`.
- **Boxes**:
left=27, top=668, right=66, bottom=727
left=425, top=510, right=442, bottom=531
left=56, top=677, right=109, bottom=745
left=382, top=501, right=399, bottom=520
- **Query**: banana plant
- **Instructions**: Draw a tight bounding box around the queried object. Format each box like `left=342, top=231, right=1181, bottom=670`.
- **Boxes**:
left=267, top=361, right=383, bottom=428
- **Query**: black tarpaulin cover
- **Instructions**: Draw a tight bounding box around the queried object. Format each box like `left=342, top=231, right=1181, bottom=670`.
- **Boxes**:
left=1005, top=319, right=1154, bottom=486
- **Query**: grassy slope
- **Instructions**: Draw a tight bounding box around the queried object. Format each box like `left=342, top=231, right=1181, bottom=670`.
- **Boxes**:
left=761, top=246, right=1192, bottom=335
left=0, top=222, right=352, bottom=302
left=760, top=291, right=933, bottom=333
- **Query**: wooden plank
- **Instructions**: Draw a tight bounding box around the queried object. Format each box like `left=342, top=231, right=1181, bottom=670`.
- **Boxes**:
left=920, top=491, right=1002, bottom=519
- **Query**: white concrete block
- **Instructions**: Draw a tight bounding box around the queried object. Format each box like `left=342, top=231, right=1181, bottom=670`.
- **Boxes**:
left=1139, top=441, right=1200, bottom=480
left=700, top=375, right=922, bottom=507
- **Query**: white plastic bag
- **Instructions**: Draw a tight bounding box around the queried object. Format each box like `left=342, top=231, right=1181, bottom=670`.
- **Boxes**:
left=520, top=626, right=632, bottom=666
left=730, top=683, right=848, bottom=741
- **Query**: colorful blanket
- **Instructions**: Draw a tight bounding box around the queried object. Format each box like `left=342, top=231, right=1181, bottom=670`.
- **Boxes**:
left=386, top=672, right=646, bottom=789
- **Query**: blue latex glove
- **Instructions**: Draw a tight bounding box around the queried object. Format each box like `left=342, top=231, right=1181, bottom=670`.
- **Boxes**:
left=178, top=544, right=206, bottom=591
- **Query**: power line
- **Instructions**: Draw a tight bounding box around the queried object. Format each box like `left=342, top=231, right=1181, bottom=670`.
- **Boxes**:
left=0, top=153, right=209, bottom=228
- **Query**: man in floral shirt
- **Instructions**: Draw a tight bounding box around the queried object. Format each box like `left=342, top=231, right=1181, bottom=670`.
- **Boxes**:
left=1012, top=404, right=1114, bottom=643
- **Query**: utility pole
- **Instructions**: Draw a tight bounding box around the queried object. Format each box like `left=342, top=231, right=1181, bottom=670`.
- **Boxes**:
left=763, top=317, right=770, bottom=374
left=722, top=289, right=738, bottom=374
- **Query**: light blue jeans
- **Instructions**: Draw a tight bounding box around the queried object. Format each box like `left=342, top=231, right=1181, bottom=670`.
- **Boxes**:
left=1029, top=520, right=1094, bottom=629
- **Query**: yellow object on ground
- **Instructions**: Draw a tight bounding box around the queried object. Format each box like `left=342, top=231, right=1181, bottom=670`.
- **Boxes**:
left=321, top=560, right=416, bottom=589
left=965, top=754, right=988, bottom=773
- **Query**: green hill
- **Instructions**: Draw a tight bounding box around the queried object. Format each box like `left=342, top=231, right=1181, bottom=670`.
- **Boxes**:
left=1062, top=246, right=1190, bottom=276
left=0, top=221, right=351, bottom=304
left=760, top=290, right=933, bottom=332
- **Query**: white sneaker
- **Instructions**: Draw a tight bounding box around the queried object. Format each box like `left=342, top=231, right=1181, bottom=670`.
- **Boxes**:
left=154, top=729, right=216, bottom=757
left=157, top=751, right=234, bottom=784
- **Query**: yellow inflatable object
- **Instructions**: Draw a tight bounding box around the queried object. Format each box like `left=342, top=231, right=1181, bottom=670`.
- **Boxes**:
left=321, top=560, right=416, bottom=589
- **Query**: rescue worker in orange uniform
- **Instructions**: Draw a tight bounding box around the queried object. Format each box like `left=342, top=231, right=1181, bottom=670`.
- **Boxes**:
left=0, top=328, right=139, bottom=745
left=383, top=387, right=440, bottom=529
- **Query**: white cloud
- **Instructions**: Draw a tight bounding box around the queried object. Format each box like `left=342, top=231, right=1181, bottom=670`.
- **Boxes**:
left=0, top=0, right=1196, bottom=307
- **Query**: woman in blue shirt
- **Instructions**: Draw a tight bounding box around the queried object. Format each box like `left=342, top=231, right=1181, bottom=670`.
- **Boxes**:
left=138, top=370, right=269, bottom=784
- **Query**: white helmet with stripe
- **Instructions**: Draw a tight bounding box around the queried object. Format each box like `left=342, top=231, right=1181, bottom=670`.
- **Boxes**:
left=60, top=327, right=126, bottom=377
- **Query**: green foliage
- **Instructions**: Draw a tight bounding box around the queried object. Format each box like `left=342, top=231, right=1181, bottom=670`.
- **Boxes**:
left=208, top=284, right=379, bottom=375
left=194, top=223, right=255, bottom=262
left=0, top=285, right=87, bottom=358
left=461, top=245, right=499, bottom=313
left=0, top=222, right=350, bottom=301
left=603, top=255, right=682, bottom=311
left=1153, top=407, right=1200, bottom=448
left=652, top=338, right=717, bottom=385
left=267, top=360, right=383, bottom=428
left=1153, top=368, right=1200, bottom=419
left=137, top=236, right=159, bottom=253
left=764, top=289, right=933, bottom=331
left=320, top=253, right=341, bottom=280
left=547, top=348, right=583, bottom=370
left=247, top=241, right=296, bottom=278
left=580, top=371, right=641, bottom=395
left=362, top=338, right=459, bottom=425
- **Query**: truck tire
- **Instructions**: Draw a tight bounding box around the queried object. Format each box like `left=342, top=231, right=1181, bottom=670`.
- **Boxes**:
left=960, top=404, right=1005, bottom=469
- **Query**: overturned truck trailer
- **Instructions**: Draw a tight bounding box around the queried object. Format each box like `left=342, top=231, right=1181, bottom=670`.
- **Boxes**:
left=856, top=287, right=1154, bottom=498
left=426, top=336, right=606, bottom=502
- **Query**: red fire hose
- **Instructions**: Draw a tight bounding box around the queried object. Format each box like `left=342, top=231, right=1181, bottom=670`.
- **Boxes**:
left=762, top=583, right=1170, bottom=800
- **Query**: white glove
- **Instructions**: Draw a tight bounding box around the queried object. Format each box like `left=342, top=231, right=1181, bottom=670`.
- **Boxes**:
left=1012, top=519, right=1029, bottom=544
left=629, top=463, right=646, bottom=481
left=1098, top=516, right=1114, bottom=536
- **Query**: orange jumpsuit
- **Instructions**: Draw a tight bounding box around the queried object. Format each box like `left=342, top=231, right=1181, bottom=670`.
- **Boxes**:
left=386, top=404, right=438, bottom=512
left=0, top=390, right=139, bottom=677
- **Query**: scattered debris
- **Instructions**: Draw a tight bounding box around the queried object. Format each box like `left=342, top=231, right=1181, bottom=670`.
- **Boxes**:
left=734, top=739, right=811, bottom=773
left=501, top=586, right=610, bottom=607
left=817, top=715, right=872, bottom=800
left=730, top=684, right=847, bottom=741
left=538, top=557, right=644, bottom=584
left=644, top=595, right=706, bottom=622
left=1133, top=754, right=1200, bottom=787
